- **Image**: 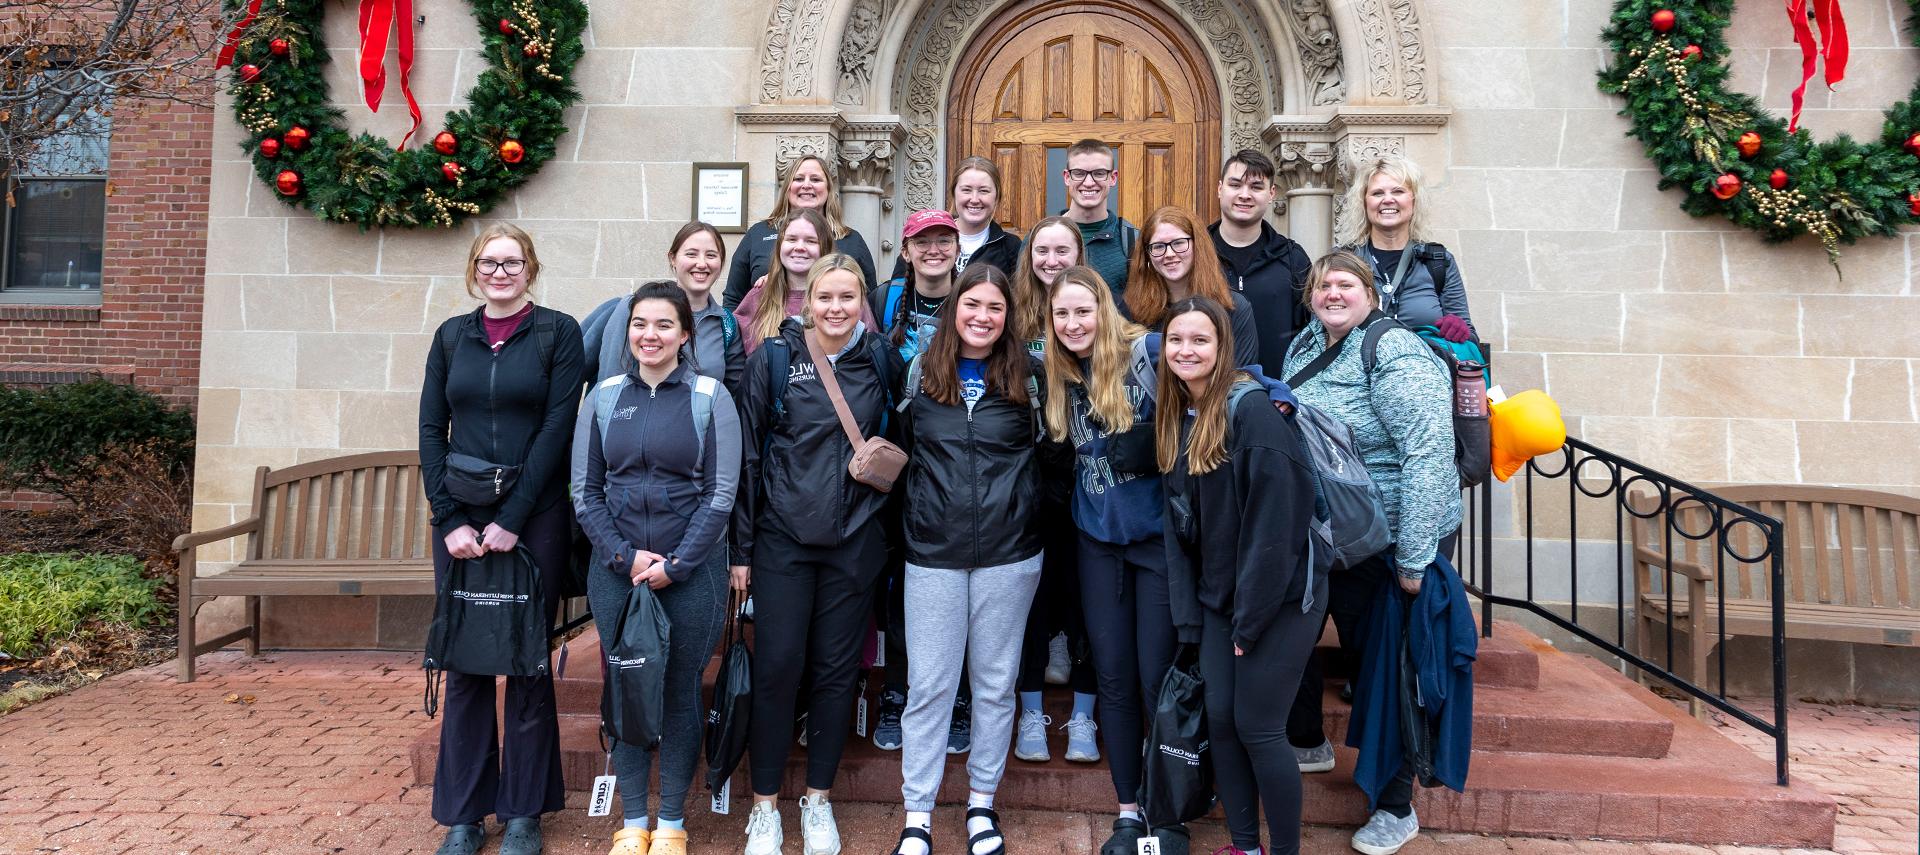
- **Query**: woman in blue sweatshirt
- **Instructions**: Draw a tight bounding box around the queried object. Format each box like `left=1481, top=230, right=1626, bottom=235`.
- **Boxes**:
left=575, top=281, right=742, bottom=855
left=1158, top=297, right=1321, bottom=855
left=1040, top=265, right=1179, bottom=855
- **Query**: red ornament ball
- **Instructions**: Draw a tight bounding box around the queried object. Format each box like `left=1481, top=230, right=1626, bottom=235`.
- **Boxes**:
left=498, top=18, right=513, bottom=34
left=1736, top=132, right=1762, bottom=158
left=269, top=38, right=290, bottom=56
left=239, top=64, right=261, bottom=83
left=259, top=137, right=282, bottom=158
left=1651, top=9, right=1676, bottom=32
left=275, top=169, right=301, bottom=196
left=1910, top=193, right=1920, bottom=217
left=1681, top=44, right=1703, bottom=61
left=1906, top=133, right=1920, bottom=157
left=433, top=131, right=458, bottom=156
left=441, top=161, right=464, bottom=181
left=1711, top=173, right=1742, bottom=200
left=284, top=125, right=310, bottom=151
left=498, top=139, right=526, bottom=164
left=1769, top=169, right=1788, bottom=190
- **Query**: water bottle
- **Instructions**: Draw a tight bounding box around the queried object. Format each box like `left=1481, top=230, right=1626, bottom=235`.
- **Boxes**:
left=1454, top=360, right=1487, bottom=419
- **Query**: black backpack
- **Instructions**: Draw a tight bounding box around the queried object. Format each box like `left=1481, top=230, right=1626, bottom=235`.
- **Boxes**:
left=1352, top=313, right=1492, bottom=490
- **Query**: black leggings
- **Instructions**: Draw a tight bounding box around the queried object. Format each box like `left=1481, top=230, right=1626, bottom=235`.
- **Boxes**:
left=1017, top=505, right=1096, bottom=695
left=1202, top=600, right=1325, bottom=855
left=1077, top=534, right=1176, bottom=804
left=748, top=521, right=885, bottom=795
left=429, top=500, right=568, bottom=826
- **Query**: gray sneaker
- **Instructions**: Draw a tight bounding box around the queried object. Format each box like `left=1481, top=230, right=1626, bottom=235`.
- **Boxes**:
left=1294, top=738, right=1336, bottom=773
left=1013, top=708, right=1051, bottom=761
left=1062, top=714, right=1100, bottom=762
left=1350, top=807, right=1419, bottom=855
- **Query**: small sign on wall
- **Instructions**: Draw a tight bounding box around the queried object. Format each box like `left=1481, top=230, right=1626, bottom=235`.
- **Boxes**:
left=693, top=162, right=750, bottom=233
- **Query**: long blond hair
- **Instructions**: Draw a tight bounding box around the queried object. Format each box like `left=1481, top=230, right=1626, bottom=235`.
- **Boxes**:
left=1042, top=266, right=1143, bottom=442
left=1125, top=206, right=1232, bottom=329
left=766, top=154, right=849, bottom=238
left=1012, top=216, right=1084, bottom=346
left=1155, top=297, right=1248, bottom=475
left=1336, top=154, right=1432, bottom=248
left=748, top=209, right=835, bottom=342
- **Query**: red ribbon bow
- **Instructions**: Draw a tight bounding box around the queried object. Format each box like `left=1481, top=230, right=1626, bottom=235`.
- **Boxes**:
left=1785, top=0, right=1849, bottom=133
left=213, top=0, right=265, bottom=69
left=358, top=0, right=423, bottom=150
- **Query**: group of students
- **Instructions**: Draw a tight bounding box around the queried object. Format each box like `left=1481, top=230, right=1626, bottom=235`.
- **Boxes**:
left=417, top=139, right=1476, bottom=855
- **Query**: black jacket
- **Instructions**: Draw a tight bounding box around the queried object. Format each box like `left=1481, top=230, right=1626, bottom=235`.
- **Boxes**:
left=1210, top=221, right=1311, bottom=375
left=419, top=304, right=586, bottom=534
left=885, top=221, right=1021, bottom=282
left=1163, top=384, right=1317, bottom=650
left=722, top=220, right=878, bottom=310
left=731, top=319, right=904, bottom=566
left=900, top=357, right=1044, bottom=569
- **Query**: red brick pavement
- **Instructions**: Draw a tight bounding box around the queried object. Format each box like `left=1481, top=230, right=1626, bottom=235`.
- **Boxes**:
left=0, top=651, right=1905, bottom=854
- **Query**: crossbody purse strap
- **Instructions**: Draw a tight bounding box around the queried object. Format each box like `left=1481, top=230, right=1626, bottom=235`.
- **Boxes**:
left=803, top=329, right=870, bottom=450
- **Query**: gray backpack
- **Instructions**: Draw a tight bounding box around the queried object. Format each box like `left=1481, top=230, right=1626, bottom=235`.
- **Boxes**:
left=591, top=373, right=720, bottom=462
left=1227, top=375, right=1392, bottom=575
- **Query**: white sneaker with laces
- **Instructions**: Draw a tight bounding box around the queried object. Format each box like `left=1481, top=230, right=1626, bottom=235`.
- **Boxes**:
left=1044, top=634, right=1071, bottom=685
left=1063, top=714, right=1100, bottom=762
left=744, top=800, right=783, bottom=855
left=798, top=794, right=842, bottom=855
left=1013, top=709, right=1051, bottom=761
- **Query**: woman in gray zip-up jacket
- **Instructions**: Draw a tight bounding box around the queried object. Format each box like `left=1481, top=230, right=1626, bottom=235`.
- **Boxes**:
left=573, top=281, right=742, bottom=855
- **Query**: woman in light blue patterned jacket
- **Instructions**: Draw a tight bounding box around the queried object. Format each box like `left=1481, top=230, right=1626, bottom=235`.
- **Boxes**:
left=1278, top=249, right=1459, bottom=855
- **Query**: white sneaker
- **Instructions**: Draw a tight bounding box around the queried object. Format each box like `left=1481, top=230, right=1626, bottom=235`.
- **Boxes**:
left=798, top=794, right=842, bottom=855
left=1044, top=634, right=1071, bottom=685
left=1350, top=807, right=1419, bottom=855
left=1013, top=708, right=1051, bottom=761
left=744, top=800, right=783, bottom=855
left=1062, top=714, right=1100, bottom=762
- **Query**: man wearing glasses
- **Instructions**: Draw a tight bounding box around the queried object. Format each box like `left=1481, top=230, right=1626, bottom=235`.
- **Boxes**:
left=1060, top=139, right=1139, bottom=301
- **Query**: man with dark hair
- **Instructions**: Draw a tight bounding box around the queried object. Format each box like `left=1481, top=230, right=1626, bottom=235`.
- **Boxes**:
left=1208, top=148, right=1312, bottom=375
left=1061, top=138, right=1138, bottom=301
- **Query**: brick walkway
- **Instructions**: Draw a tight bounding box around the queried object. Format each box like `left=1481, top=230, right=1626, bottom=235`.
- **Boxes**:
left=0, top=651, right=1907, bottom=854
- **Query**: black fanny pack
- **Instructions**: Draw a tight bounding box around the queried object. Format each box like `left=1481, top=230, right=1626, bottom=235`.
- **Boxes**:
left=444, top=452, right=521, bottom=506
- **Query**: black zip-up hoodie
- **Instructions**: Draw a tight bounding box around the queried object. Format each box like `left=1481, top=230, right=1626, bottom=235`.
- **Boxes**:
left=1209, top=220, right=1312, bottom=375
left=885, top=220, right=1021, bottom=282
left=1163, top=384, right=1318, bottom=650
left=900, top=356, right=1044, bottom=570
left=419, top=304, right=586, bottom=534
left=731, top=319, right=904, bottom=566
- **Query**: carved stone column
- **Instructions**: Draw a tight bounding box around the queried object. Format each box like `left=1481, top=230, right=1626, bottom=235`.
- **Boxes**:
left=839, top=117, right=905, bottom=269
left=1265, top=106, right=1450, bottom=255
left=1264, top=120, right=1340, bottom=258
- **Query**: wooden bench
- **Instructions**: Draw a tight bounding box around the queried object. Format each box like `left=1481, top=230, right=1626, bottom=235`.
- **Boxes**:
left=172, top=451, right=433, bottom=681
left=1630, top=485, right=1920, bottom=713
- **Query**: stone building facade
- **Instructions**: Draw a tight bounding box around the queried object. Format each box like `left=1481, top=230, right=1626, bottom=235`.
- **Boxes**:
left=190, top=0, right=1920, bottom=644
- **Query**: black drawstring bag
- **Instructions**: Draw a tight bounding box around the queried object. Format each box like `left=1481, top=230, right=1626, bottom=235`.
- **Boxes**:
left=602, top=580, right=672, bottom=749
left=1139, top=646, right=1213, bottom=828
left=423, top=546, right=550, bottom=717
left=705, top=593, right=753, bottom=791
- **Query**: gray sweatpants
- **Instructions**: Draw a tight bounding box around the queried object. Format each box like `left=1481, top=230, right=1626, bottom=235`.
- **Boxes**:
left=899, top=552, right=1044, bottom=811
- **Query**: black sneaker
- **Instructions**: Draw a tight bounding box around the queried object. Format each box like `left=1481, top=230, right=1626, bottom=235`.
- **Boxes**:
left=947, top=695, right=971, bottom=754
left=873, top=689, right=906, bottom=750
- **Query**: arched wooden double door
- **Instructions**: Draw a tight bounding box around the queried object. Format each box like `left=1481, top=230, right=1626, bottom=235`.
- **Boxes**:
left=948, top=0, right=1222, bottom=232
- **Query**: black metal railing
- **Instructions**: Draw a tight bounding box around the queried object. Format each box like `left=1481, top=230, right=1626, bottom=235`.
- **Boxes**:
left=1455, top=437, right=1789, bottom=786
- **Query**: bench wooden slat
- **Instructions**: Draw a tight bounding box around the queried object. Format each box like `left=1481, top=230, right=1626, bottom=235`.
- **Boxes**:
left=1893, top=510, right=1913, bottom=608
left=404, top=466, right=423, bottom=559
left=1836, top=502, right=1858, bottom=607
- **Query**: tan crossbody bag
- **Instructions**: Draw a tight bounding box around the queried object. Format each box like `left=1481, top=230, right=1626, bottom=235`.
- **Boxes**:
left=805, top=330, right=908, bottom=492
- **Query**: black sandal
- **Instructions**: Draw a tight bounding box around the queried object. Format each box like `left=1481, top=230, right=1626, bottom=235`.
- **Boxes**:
left=966, top=807, right=1006, bottom=855
left=1099, top=817, right=1147, bottom=855
left=891, top=825, right=932, bottom=855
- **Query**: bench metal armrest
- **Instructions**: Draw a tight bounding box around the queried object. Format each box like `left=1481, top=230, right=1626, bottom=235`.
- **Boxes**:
left=172, top=517, right=261, bottom=555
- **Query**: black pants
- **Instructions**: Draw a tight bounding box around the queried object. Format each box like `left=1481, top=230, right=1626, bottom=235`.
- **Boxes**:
left=1017, top=504, right=1095, bottom=694
left=748, top=521, right=886, bottom=795
left=1287, top=532, right=1457, bottom=815
left=1203, top=599, right=1325, bottom=855
left=1077, top=534, right=1177, bottom=804
left=429, top=500, right=568, bottom=827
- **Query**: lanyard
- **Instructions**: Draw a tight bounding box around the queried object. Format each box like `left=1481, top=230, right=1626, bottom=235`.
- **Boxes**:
left=1372, top=244, right=1416, bottom=313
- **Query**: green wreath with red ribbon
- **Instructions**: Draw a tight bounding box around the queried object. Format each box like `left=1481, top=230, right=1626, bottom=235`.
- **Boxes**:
left=218, top=0, right=587, bottom=228
left=1599, top=0, right=1920, bottom=265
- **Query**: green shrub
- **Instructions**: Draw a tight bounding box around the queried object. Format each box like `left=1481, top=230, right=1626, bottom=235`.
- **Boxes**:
left=0, top=553, right=164, bottom=659
left=0, top=378, right=195, bottom=499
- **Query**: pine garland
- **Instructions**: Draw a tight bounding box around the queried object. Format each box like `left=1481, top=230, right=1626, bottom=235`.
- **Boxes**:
left=223, top=0, right=587, bottom=228
left=1599, top=0, right=1920, bottom=266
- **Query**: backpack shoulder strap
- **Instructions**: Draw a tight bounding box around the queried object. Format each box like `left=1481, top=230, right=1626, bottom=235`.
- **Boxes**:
left=719, top=311, right=739, bottom=350
left=593, top=374, right=629, bottom=449
left=896, top=353, right=925, bottom=413
left=881, top=281, right=907, bottom=331
left=1420, top=242, right=1451, bottom=298
left=438, top=318, right=463, bottom=368
left=1119, top=220, right=1138, bottom=259
left=532, top=309, right=557, bottom=370
left=690, top=374, right=718, bottom=460
left=764, top=338, right=791, bottom=420
left=1025, top=360, right=1044, bottom=441
left=1129, top=333, right=1161, bottom=405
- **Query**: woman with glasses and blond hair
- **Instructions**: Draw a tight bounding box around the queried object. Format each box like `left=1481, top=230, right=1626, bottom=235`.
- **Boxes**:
left=418, top=223, right=584, bottom=855
left=723, top=154, right=878, bottom=310
left=1337, top=155, right=1476, bottom=345
left=1123, top=206, right=1260, bottom=368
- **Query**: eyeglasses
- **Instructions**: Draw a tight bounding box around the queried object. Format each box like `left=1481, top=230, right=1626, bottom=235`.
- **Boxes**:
left=1146, top=237, right=1192, bottom=258
left=909, top=235, right=957, bottom=250
left=474, top=258, right=527, bottom=275
left=1066, top=168, right=1114, bottom=183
